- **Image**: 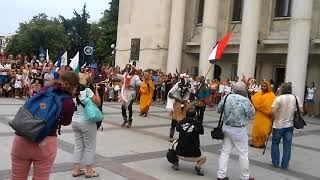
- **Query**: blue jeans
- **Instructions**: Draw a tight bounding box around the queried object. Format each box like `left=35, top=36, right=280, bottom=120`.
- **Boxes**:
left=271, top=127, right=294, bottom=169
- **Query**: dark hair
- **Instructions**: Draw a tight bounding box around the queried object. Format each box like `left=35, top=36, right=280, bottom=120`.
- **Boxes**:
left=270, top=79, right=274, bottom=84
left=186, top=107, right=196, bottom=118
left=281, top=83, right=292, bottom=95
left=311, top=82, right=315, bottom=88
left=60, top=71, right=80, bottom=88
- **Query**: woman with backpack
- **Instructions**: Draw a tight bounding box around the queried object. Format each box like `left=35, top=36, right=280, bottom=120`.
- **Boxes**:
left=72, top=80, right=101, bottom=178
left=11, top=71, right=80, bottom=180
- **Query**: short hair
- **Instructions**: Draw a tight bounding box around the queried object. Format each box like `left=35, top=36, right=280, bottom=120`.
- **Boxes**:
left=186, top=107, right=196, bottom=118
left=281, top=83, right=292, bottom=94
left=60, top=71, right=79, bottom=88
left=233, top=82, right=248, bottom=97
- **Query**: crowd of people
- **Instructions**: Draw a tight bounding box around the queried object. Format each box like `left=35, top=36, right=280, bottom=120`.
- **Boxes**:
left=1, top=52, right=318, bottom=180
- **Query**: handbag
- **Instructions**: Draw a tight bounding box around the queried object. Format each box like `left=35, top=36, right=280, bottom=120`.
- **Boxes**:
left=77, top=88, right=104, bottom=127
left=293, top=96, right=306, bottom=129
left=211, top=94, right=230, bottom=140
left=166, top=140, right=179, bottom=164
left=84, top=96, right=104, bottom=123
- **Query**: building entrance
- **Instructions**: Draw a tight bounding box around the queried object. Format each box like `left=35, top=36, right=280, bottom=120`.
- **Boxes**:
left=275, top=67, right=285, bottom=91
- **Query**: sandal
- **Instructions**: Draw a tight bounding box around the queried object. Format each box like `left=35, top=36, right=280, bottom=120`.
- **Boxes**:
left=85, top=171, right=100, bottom=178
left=72, top=169, right=85, bottom=177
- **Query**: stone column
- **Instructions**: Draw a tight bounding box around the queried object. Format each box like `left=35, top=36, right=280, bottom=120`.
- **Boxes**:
left=166, top=0, right=186, bottom=74
left=237, top=0, right=262, bottom=78
left=198, top=0, right=220, bottom=80
left=285, top=0, right=314, bottom=101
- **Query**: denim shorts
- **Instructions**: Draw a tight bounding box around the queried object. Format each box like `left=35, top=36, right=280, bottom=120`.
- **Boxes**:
left=0, top=75, right=7, bottom=85
left=305, top=99, right=315, bottom=104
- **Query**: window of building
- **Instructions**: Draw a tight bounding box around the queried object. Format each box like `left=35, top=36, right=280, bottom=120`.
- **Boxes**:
left=232, top=0, right=243, bottom=21
left=191, top=67, right=199, bottom=76
left=275, top=0, right=291, bottom=17
left=197, top=0, right=205, bottom=24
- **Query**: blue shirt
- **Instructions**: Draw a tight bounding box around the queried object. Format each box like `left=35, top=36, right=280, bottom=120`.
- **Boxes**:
left=217, top=94, right=255, bottom=127
left=152, top=75, right=159, bottom=85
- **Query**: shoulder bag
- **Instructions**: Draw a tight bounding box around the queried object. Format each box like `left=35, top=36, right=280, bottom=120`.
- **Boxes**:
left=211, top=94, right=230, bottom=140
left=293, top=96, right=306, bottom=129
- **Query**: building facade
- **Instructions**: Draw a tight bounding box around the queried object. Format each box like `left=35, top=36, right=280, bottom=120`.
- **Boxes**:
left=116, top=0, right=320, bottom=114
left=0, top=35, right=10, bottom=53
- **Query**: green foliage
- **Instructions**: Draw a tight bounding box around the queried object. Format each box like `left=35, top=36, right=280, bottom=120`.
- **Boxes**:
left=95, top=0, right=119, bottom=65
left=6, top=13, right=69, bottom=61
left=5, top=1, right=119, bottom=65
left=60, top=4, right=91, bottom=59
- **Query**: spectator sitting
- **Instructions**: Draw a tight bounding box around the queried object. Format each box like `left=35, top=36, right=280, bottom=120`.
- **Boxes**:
left=170, top=107, right=206, bottom=176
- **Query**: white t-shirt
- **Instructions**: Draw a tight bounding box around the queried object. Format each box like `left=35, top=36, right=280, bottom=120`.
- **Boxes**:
left=0, top=64, right=11, bottom=76
left=43, top=72, right=54, bottom=85
left=218, top=84, right=225, bottom=94
left=272, top=94, right=303, bottom=129
left=306, top=87, right=316, bottom=100
left=73, top=88, right=94, bottom=123
left=249, top=84, right=259, bottom=93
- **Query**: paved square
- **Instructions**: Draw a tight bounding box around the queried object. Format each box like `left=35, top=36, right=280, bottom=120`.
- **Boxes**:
left=0, top=98, right=320, bottom=180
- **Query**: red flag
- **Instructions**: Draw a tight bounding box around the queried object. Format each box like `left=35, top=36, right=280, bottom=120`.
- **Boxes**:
left=209, top=32, right=232, bottom=64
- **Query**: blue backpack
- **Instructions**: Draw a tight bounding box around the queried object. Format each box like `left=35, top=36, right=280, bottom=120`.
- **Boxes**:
left=9, top=86, right=71, bottom=142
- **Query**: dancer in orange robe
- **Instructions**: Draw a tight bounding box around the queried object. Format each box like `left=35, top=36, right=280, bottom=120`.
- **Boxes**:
left=251, top=82, right=276, bottom=148
left=139, top=71, right=154, bottom=117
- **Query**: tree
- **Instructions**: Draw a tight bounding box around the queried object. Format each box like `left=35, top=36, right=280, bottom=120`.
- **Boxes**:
left=60, top=4, right=91, bottom=60
left=95, top=0, right=119, bottom=65
left=5, top=13, right=69, bottom=61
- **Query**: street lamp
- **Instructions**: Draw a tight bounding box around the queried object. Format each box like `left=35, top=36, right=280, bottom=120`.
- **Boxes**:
left=111, top=43, right=116, bottom=68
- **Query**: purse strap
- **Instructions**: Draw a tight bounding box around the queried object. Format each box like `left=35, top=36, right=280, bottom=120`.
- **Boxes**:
left=76, top=88, right=89, bottom=108
left=294, top=95, right=301, bottom=117
left=218, top=94, right=230, bottom=128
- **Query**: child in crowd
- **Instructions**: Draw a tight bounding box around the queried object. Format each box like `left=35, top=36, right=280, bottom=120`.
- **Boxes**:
left=14, top=69, right=23, bottom=98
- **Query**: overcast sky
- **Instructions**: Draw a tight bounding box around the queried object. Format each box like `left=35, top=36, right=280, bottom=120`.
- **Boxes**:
left=0, top=0, right=110, bottom=36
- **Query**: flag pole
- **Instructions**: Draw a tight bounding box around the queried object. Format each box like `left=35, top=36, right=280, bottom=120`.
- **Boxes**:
left=195, top=63, right=214, bottom=92
left=204, top=64, right=214, bottom=80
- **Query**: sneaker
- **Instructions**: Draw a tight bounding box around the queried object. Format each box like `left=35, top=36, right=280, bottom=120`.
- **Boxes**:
left=194, top=166, right=204, bottom=176
left=126, top=121, right=132, bottom=128
left=248, top=177, right=255, bottom=180
left=171, top=163, right=179, bottom=170
left=121, top=120, right=128, bottom=127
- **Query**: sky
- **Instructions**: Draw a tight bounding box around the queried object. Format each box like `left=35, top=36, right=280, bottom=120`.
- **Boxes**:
left=0, top=0, right=111, bottom=36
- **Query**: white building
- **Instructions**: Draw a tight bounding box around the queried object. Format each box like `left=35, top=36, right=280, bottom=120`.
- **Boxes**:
left=0, top=35, right=11, bottom=53
left=116, top=0, right=320, bottom=114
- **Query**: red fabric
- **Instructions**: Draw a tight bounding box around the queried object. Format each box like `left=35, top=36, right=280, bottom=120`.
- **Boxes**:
left=216, top=32, right=232, bottom=60
left=124, top=73, right=133, bottom=88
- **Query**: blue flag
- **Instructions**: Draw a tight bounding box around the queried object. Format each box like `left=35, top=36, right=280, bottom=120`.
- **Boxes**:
left=56, top=49, right=62, bottom=68
left=38, top=47, right=45, bottom=59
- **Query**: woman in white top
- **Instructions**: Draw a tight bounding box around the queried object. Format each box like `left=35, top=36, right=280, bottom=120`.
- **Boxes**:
left=72, top=81, right=101, bottom=178
left=22, top=64, right=31, bottom=98
left=271, top=83, right=303, bottom=170
left=305, top=82, right=316, bottom=117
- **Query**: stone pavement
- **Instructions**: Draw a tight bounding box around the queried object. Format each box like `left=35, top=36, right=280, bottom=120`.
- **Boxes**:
left=0, top=98, right=320, bottom=180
